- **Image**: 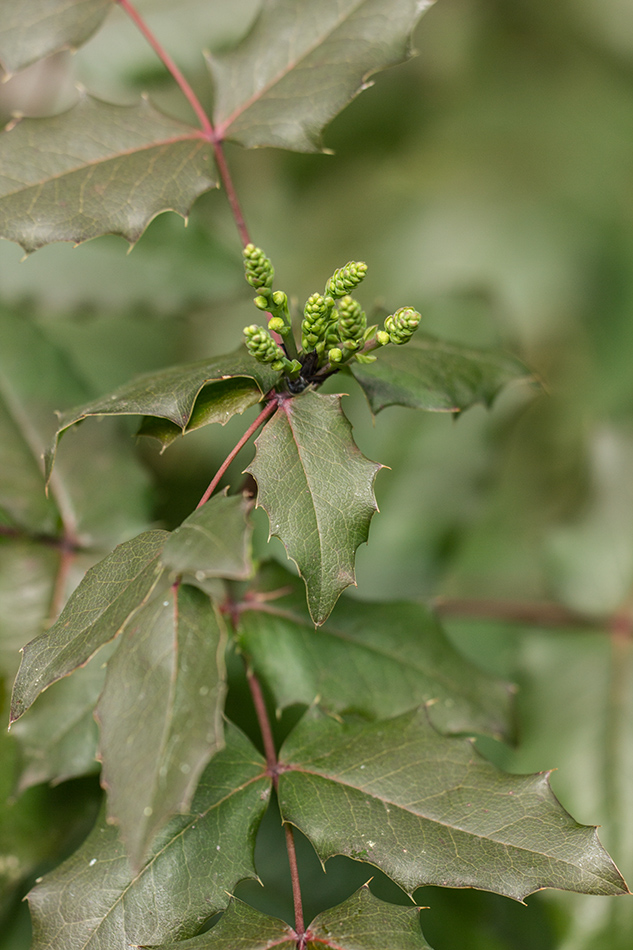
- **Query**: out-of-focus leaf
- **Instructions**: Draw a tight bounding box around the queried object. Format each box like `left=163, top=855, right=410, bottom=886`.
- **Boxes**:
left=0, top=542, right=58, bottom=682
left=10, top=530, right=168, bottom=722
left=149, top=886, right=432, bottom=950
left=246, top=391, right=383, bottom=625
left=0, top=93, right=216, bottom=253
left=96, top=584, right=227, bottom=868
left=28, top=725, right=270, bottom=950
left=238, top=568, right=514, bottom=739
left=0, top=0, right=113, bottom=76
left=349, top=337, right=530, bottom=415
left=208, top=0, right=436, bottom=152
left=46, top=348, right=280, bottom=475
left=11, top=643, right=116, bottom=791
left=278, top=709, right=628, bottom=900
left=162, top=490, right=253, bottom=581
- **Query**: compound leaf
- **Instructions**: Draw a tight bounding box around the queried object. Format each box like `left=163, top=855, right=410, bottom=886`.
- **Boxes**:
left=162, top=490, right=254, bottom=581
left=0, top=93, right=216, bottom=253
left=10, top=529, right=168, bottom=723
left=0, top=0, right=113, bottom=76
left=28, top=725, right=270, bottom=950
left=349, top=337, right=530, bottom=414
left=209, top=0, right=436, bottom=152
left=238, top=580, right=514, bottom=740
left=278, top=709, right=628, bottom=901
left=246, top=392, right=383, bottom=625
left=148, top=886, right=432, bottom=950
left=46, top=348, right=280, bottom=477
left=96, top=584, right=227, bottom=868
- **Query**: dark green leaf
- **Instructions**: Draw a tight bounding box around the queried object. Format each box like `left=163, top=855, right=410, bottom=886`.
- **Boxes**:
left=46, top=348, right=280, bottom=476
left=278, top=709, right=628, bottom=900
left=208, top=0, right=436, bottom=152
left=96, top=584, right=227, bottom=868
left=143, top=898, right=296, bottom=950
left=10, top=530, right=168, bottom=722
left=0, top=93, right=216, bottom=253
left=238, top=583, right=514, bottom=739
left=28, top=725, right=270, bottom=950
left=0, top=0, right=113, bottom=76
left=349, top=337, right=530, bottom=414
left=162, top=490, right=254, bottom=581
left=246, top=392, right=383, bottom=625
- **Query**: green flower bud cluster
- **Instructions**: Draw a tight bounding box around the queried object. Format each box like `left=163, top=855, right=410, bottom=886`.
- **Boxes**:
left=243, top=324, right=284, bottom=364
left=324, top=261, right=367, bottom=300
left=243, top=243, right=274, bottom=293
left=301, top=293, right=336, bottom=351
left=384, top=307, right=421, bottom=345
left=336, top=295, right=366, bottom=346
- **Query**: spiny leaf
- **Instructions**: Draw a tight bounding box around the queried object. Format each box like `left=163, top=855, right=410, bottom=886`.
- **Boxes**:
left=278, top=708, right=628, bottom=901
left=208, top=0, right=436, bottom=152
left=96, top=584, right=227, bottom=869
left=45, top=348, right=280, bottom=478
left=162, top=490, right=254, bottom=581
left=349, top=336, right=530, bottom=414
left=10, top=530, right=168, bottom=723
left=246, top=391, right=383, bottom=625
left=27, top=725, right=271, bottom=950
left=0, top=0, right=113, bottom=76
left=0, top=93, right=216, bottom=253
left=146, top=886, right=433, bottom=950
left=238, top=565, right=514, bottom=740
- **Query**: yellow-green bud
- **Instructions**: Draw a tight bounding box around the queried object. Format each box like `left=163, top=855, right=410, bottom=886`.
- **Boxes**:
left=243, top=324, right=284, bottom=364
left=254, top=295, right=270, bottom=311
left=376, top=330, right=390, bottom=346
left=302, top=292, right=335, bottom=350
left=272, top=290, right=287, bottom=307
left=384, top=307, right=421, bottom=345
left=325, top=261, right=367, bottom=299
left=268, top=316, right=285, bottom=332
left=328, top=347, right=344, bottom=363
left=337, top=295, right=367, bottom=343
left=243, top=244, right=274, bottom=291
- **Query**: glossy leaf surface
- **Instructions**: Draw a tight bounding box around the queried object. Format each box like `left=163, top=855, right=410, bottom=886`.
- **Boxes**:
left=10, top=530, right=168, bottom=722
left=0, top=0, right=113, bottom=75
left=246, top=392, right=383, bottom=624
left=238, top=568, right=513, bottom=739
left=46, top=348, right=279, bottom=475
left=96, top=584, right=227, bottom=868
left=151, top=886, right=432, bottom=950
left=278, top=709, right=628, bottom=900
left=162, top=490, right=253, bottom=581
left=28, top=726, right=270, bottom=950
left=209, top=0, right=436, bottom=152
left=349, top=337, right=529, bottom=414
left=0, top=94, right=215, bottom=253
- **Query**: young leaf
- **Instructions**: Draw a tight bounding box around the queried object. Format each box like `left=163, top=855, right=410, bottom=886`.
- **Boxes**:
left=349, top=336, right=530, bottom=414
left=147, top=886, right=433, bottom=950
left=0, top=93, right=216, bottom=253
left=238, top=572, right=514, bottom=740
left=277, top=708, right=628, bottom=900
left=208, top=0, right=436, bottom=152
left=0, top=0, right=113, bottom=76
left=162, top=490, right=254, bottom=581
left=10, top=530, right=168, bottom=723
left=27, top=725, right=271, bottom=950
left=45, top=348, right=280, bottom=477
left=246, top=391, right=383, bottom=625
left=96, top=584, right=228, bottom=869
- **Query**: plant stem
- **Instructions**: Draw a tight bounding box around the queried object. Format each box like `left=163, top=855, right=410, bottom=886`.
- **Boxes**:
left=196, top=396, right=277, bottom=508
left=246, top=668, right=306, bottom=943
left=433, top=596, right=602, bottom=631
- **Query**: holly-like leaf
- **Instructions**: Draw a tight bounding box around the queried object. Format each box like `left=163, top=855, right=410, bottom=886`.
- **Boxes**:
left=10, top=530, right=168, bottom=723
left=0, top=93, right=216, bottom=254
left=27, top=725, right=271, bottom=950
left=148, top=886, right=432, bottom=950
left=0, top=0, right=113, bottom=76
left=96, top=584, right=227, bottom=868
left=238, top=569, right=514, bottom=739
left=162, top=490, right=254, bottom=581
left=278, top=709, right=628, bottom=900
left=46, top=348, right=280, bottom=477
left=246, top=391, right=383, bottom=625
left=349, top=336, right=529, bottom=414
left=208, top=0, right=436, bottom=152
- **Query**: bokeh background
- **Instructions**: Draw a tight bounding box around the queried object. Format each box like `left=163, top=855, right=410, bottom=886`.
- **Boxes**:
left=2, top=0, right=633, bottom=946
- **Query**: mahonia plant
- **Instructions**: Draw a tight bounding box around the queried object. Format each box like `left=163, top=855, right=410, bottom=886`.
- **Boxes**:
left=0, top=2, right=629, bottom=950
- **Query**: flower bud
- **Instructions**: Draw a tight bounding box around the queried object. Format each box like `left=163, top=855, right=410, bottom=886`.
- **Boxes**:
left=325, top=261, right=367, bottom=299
left=268, top=316, right=285, bottom=333
left=376, top=330, right=390, bottom=346
left=328, top=347, right=344, bottom=363
left=336, top=295, right=367, bottom=343
left=243, top=324, right=284, bottom=364
left=243, top=244, right=274, bottom=291
left=384, top=307, right=421, bottom=345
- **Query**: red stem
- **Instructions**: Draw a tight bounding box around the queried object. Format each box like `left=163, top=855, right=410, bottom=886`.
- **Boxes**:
left=196, top=397, right=277, bottom=508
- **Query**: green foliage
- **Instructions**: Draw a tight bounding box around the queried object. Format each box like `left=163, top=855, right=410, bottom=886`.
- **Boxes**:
left=0, top=1, right=631, bottom=949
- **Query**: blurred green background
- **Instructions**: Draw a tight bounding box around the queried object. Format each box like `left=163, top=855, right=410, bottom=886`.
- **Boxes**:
left=2, top=0, right=633, bottom=946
